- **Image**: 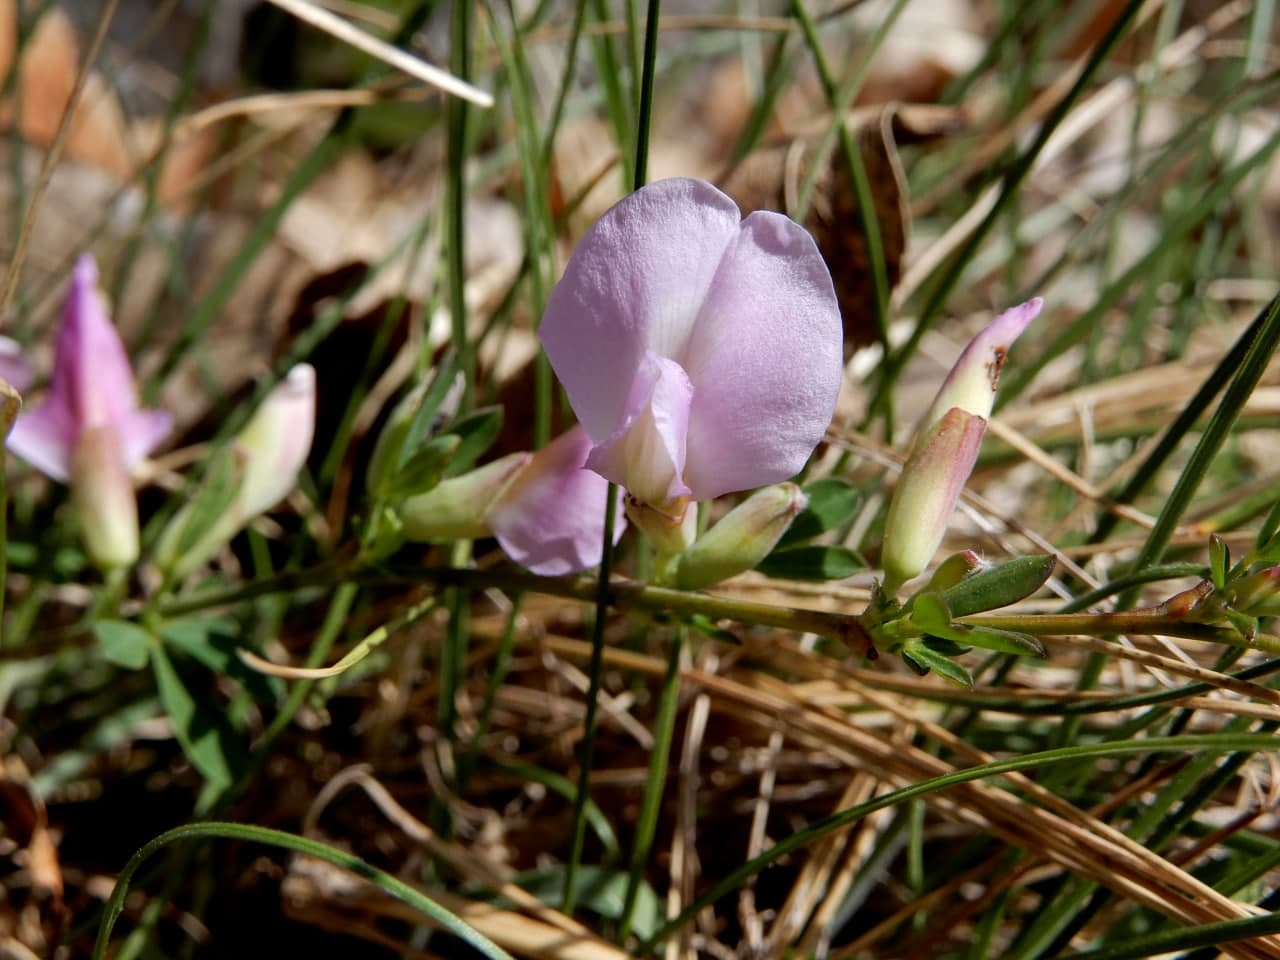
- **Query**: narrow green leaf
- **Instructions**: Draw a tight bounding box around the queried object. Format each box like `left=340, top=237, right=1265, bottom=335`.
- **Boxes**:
left=961, top=626, right=1047, bottom=658
left=775, top=477, right=861, bottom=548
left=687, top=614, right=740, bottom=645
left=902, top=640, right=974, bottom=688
left=514, top=865, right=662, bottom=939
left=383, top=434, right=461, bottom=499
left=757, top=545, right=863, bottom=581
left=921, top=634, right=969, bottom=657
left=94, top=620, right=151, bottom=670
left=92, top=822, right=515, bottom=960
left=403, top=359, right=460, bottom=455
left=943, top=555, right=1055, bottom=617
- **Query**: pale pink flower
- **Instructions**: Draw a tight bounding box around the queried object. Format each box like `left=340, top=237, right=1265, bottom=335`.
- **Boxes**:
left=539, top=178, right=843, bottom=525
left=7, top=256, right=171, bottom=568
left=8, top=256, right=171, bottom=482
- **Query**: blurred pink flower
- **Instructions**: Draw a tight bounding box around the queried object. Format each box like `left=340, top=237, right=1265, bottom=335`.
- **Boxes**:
left=7, top=255, right=171, bottom=567
left=8, top=255, right=171, bottom=482
left=539, top=178, right=843, bottom=525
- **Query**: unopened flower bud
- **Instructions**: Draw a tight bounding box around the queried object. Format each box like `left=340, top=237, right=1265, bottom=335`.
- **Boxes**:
left=675, top=483, right=807, bottom=590
left=917, top=299, right=1041, bottom=449
left=882, top=408, right=985, bottom=596
left=71, top=425, right=139, bottom=569
left=157, top=365, right=315, bottom=579
left=235, top=364, right=316, bottom=518
left=399, top=452, right=530, bottom=541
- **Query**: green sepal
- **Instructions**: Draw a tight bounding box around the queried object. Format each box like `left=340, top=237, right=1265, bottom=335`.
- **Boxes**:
left=156, top=446, right=246, bottom=568
left=775, top=477, right=861, bottom=548
left=380, top=434, right=460, bottom=499
left=907, top=591, right=952, bottom=632
left=756, top=545, right=863, bottom=581
left=441, top=406, right=503, bottom=478
left=942, top=554, right=1055, bottom=617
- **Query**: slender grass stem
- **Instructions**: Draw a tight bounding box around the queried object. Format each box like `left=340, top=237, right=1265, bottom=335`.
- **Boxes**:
left=618, top=626, right=683, bottom=942
left=563, top=0, right=661, bottom=916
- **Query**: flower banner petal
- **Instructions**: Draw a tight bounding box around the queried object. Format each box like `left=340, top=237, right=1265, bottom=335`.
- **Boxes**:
left=541, top=178, right=742, bottom=442
left=681, top=210, right=842, bottom=500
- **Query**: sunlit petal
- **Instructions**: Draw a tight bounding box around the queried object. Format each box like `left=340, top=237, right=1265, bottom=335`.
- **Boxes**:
left=682, top=210, right=842, bottom=499
left=489, top=425, right=625, bottom=575
left=541, top=179, right=741, bottom=443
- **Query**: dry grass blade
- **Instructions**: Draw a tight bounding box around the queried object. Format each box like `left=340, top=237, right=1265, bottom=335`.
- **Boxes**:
left=263, top=0, right=494, bottom=107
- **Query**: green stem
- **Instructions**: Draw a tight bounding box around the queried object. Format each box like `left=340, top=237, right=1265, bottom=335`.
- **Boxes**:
left=448, top=0, right=474, bottom=409
left=563, top=0, right=661, bottom=914
left=618, top=626, right=683, bottom=942
left=561, top=484, right=618, bottom=914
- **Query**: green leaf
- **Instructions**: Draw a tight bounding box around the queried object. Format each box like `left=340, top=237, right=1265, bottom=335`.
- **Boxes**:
left=150, top=644, right=245, bottom=790
left=960, top=626, right=1046, bottom=658
left=921, top=634, right=969, bottom=656
left=902, top=640, right=973, bottom=687
left=162, top=617, right=281, bottom=702
left=942, top=554, right=1055, bottom=617
left=94, top=620, right=152, bottom=670
left=757, top=545, right=863, bottom=581
left=513, top=865, right=662, bottom=939
left=442, top=406, right=504, bottom=478
left=775, top=477, right=861, bottom=548
left=382, top=434, right=461, bottom=499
